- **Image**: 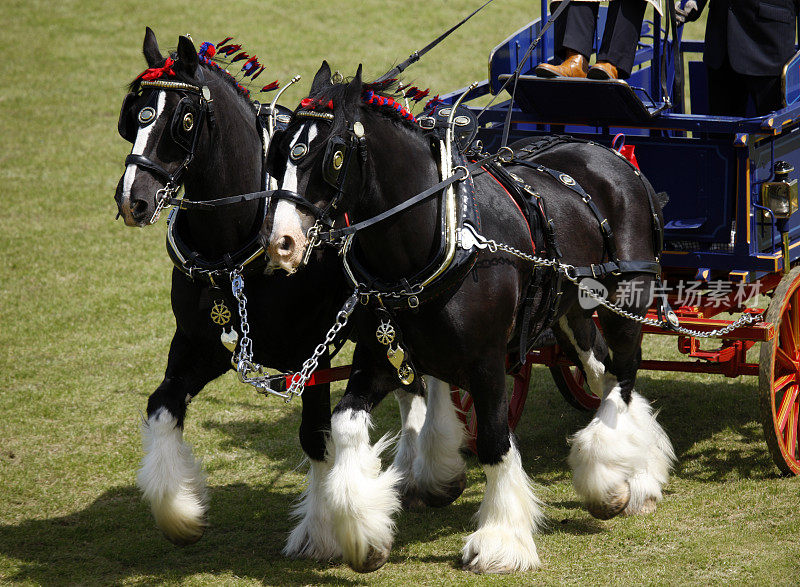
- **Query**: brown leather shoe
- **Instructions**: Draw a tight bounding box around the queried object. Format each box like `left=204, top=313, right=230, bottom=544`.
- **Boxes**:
left=587, top=61, right=619, bottom=80
left=534, top=50, right=588, bottom=78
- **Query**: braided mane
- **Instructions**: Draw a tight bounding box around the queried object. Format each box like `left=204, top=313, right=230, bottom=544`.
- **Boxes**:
left=304, top=77, right=434, bottom=132
left=128, top=38, right=276, bottom=105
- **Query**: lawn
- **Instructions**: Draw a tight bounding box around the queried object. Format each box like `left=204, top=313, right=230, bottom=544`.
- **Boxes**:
left=1, top=0, right=797, bottom=585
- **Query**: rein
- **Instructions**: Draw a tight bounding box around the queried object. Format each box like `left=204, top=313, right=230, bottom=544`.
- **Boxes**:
left=313, top=152, right=500, bottom=245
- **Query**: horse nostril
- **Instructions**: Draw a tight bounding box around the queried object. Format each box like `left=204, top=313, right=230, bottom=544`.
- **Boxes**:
left=131, top=199, right=148, bottom=217
left=277, top=235, right=295, bottom=255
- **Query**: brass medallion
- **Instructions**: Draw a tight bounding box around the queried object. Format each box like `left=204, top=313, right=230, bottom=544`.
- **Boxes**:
left=290, top=143, right=308, bottom=160
left=210, top=301, right=231, bottom=325
left=138, top=107, right=156, bottom=124
left=376, top=321, right=395, bottom=346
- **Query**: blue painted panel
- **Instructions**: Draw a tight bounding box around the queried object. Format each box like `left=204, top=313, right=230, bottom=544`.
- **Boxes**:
left=634, top=138, right=735, bottom=243
left=751, top=127, right=800, bottom=254
left=785, top=51, right=800, bottom=106
left=688, top=61, right=708, bottom=115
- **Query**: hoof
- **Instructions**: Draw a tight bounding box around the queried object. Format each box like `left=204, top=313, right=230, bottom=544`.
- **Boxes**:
left=162, top=525, right=205, bottom=546
left=400, top=489, right=427, bottom=511
left=420, top=472, right=467, bottom=508
left=350, top=547, right=390, bottom=573
left=586, top=482, right=631, bottom=520
left=463, top=554, right=514, bottom=575
left=624, top=496, right=657, bottom=516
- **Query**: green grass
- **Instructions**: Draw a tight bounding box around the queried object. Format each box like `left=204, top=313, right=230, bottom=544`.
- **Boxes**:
left=1, top=1, right=796, bottom=585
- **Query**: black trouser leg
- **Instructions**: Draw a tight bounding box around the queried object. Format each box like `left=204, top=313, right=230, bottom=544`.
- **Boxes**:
left=596, top=0, right=647, bottom=78
left=747, top=74, right=783, bottom=116
left=552, top=1, right=598, bottom=60
left=707, top=57, right=750, bottom=117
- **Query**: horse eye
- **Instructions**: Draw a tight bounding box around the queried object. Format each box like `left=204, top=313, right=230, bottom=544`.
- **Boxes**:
left=138, top=107, right=156, bottom=125
left=182, top=112, right=194, bottom=132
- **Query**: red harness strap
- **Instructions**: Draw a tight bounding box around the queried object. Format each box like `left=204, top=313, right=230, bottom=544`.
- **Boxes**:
left=483, top=167, right=536, bottom=254
left=285, top=365, right=351, bottom=388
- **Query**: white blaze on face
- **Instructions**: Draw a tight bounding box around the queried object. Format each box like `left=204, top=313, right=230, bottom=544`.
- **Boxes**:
left=121, top=91, right=167, bottom=207
left=268, top=124, right=318, bottom=252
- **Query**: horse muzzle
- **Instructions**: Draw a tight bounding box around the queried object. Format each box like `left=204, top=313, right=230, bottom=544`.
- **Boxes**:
left=262, top=197, right=318, bottom=274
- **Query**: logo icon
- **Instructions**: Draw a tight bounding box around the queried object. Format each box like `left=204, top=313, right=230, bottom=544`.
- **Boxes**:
left=578, top=278, right=608, bottom=310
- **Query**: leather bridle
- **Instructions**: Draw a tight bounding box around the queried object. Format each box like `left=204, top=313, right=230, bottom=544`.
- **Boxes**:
left=118, top=75, right=216, bottom=223
left=265, top=108, right=368, bottom=233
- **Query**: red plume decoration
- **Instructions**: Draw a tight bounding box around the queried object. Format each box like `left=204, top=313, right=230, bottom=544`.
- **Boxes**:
left=137, top=57, right=176, bottom=81
left=260, top=80, right=280, bottom=92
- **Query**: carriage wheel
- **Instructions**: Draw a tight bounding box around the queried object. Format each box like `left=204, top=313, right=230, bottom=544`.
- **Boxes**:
left=449, top=363, right=532, bottom=454
left=549, top=365, right=601, bottom=412
left=759, top=266, right=800, bottom=475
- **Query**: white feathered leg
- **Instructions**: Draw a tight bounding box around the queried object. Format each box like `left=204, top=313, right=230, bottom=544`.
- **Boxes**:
left=462, top=437, right=544, bottom=573
left=392, top=389, right=426, bottom=507
left=623, top=392, right=675, bottom=515
left=412, top=376, right=466, bottom=506
left=284, top=458, right=342, bottom=560
left=137, top=407, right=207, bottom=545
left=323, top=409, right=401, bottom=573
left=569, top=386, right=674, bottom=519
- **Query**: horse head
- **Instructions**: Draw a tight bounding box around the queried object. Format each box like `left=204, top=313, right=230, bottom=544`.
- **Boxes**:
left=115, top=28, right=262, bottom=228
left=262, top=62, right=437, bottom=275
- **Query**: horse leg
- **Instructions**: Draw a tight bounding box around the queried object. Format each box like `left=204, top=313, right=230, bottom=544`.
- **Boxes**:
left=392, top=387, right=428, bottom=509
left=320, top=345, right=405, bottom=573
left=559, top=280, right=674, bottom=519
left=137, top=328, right=228, bottom=545
left=410, top=376, right=466, bottom=507
left=462, top=355, right=544, bottom=573
left=595, top=292, right=675, bottom=516
left=284, top=351, right=342, bottom=560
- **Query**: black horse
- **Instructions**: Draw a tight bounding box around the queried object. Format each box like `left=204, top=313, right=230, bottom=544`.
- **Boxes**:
left=114, top=29, right=356, bottom=549
left=260, top=62, right=675, bottom=573
left=114, top=31, right=461, bottom=560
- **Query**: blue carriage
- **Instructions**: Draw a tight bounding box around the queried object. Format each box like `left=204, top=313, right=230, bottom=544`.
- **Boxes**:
left=440, top=1, right=800, bottom=475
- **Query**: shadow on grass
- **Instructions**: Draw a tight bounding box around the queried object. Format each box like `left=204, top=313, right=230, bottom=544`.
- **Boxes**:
left=0, top=484, right=363, bottom=585
left=0, top=481, right=492, bottom=583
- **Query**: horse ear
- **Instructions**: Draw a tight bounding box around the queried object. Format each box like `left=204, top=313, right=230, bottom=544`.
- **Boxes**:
left=345, top=64, right=363, bottom=105
left=310, top=61, right=332, bottom=95
left=177, top=35, right=198, bottom=76
left=143, top=27, right=163, bottom=67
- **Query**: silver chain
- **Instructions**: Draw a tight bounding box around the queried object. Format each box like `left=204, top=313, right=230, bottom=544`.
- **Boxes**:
left=285, top=291, right=358, bottom=398
left=230, top=269, right=358, bottom=402
left=466, top=230, right=763, bottom=338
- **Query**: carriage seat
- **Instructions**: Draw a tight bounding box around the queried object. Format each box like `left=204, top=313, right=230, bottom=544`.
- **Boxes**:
left=497, top=74, right=659, bottom=125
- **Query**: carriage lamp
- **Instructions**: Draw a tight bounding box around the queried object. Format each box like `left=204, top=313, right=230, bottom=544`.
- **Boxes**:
left=761, top=161, right=798, bottom=220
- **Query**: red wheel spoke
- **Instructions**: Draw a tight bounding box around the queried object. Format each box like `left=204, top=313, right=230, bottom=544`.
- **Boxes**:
left=462, top=395, right=473, bottom=413
left=786, top=402, right=799, bottom=460
left=774, top=374, right=796, bottom=395
left=776, top=347, right=798, bottom=372
left=791, top=292, right=800, bottom=350
left=777, top=384, right=799, bottom=432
